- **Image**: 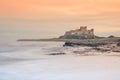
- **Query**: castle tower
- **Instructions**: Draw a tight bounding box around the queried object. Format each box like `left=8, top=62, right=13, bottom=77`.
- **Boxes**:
left=79, top=26, right=88, bottom=35
left=80, top=26, right=87, bottom=31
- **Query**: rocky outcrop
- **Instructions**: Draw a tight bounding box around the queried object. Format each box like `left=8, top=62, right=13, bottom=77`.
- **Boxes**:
left=63, top=38, right=120, bottom=47
left=63, top=38, right=120, bottom=52
left=93, top=46, right=120, bottom=53
left=64, top=41, right=110, bottom=47
left=92, top=43, right=117, bottom=52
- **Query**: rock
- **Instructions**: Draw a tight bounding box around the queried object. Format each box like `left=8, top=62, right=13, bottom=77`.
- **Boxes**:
left=92, top=47, right=101, bottom=51
left=63, top=42, right=74, bottom=47
left=48, top=53, right=66, bottom=55
left=117, top=42, right=120, bottom=46
left=73, top=51, right=86, bottom=54
left=93, top=46, right=120, bottom=53
left=105, top=43, right=117, bottom=48
left=64, top=41, right=109, bottom=47
left=112, top=47, right=120, bottom=52
left=93, top=47, right=111, bottom=52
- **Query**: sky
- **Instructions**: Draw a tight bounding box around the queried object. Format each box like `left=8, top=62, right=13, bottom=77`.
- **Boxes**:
left=0, top=0, right=120, bottom=39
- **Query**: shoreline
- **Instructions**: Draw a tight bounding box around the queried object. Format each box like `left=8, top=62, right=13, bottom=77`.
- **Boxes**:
left=17, top=37, right=120, bottom=46
left=17, top=37, right=120, bottom=42
left=17, top=38, right=120, bottom=52
left=17, top=38, right=67, bottom=42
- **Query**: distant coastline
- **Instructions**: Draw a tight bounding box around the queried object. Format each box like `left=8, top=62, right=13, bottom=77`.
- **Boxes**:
left=17, top=38, right=67, bottom=42
left=17, top=26, right=120, bottom=52
left=17, top=37, right=120, bottom=45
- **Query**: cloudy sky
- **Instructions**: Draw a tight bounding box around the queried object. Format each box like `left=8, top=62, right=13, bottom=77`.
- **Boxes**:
left=0, top=0, right=120, bottom=39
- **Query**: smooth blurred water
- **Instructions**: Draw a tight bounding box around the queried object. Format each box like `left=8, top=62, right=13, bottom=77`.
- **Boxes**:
left=0, top=40, right=120, bottom=80
left=0, top=40, right=65, bottom=60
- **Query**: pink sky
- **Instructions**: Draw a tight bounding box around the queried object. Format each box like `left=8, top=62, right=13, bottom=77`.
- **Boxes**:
left=0, top=0, right=120, bottom=38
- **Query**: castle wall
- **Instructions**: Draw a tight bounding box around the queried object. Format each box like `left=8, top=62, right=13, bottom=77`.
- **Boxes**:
left=64, top=26, right=94, bottom=36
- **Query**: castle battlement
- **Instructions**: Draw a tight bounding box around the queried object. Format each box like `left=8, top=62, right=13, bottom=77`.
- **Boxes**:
left=65, top=26, right=94, bottom=36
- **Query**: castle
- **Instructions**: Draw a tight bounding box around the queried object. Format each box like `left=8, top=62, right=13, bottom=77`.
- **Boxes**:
left=65, top=26, right=94, bottom=36
left=59, top=26, right=95, bottom=39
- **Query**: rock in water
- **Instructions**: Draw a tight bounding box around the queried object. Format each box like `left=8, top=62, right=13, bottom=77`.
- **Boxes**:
left=48, top=53, right=66, bottom=55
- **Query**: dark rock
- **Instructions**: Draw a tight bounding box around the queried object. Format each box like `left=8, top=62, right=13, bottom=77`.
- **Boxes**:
left=92, top=47, right=111, bottom=52
left=108, top=35, right=115, bottom=38
left=63, top=42, right=75, bottom=47
left=64, top=41, right=109, bottom=47
left=48, top=53, right=66, bottom=55
left=73, top=51, right=85, bottom=54
left=117, top=42, right=120, bottom=46
left=92, top=47, right=101, bottom=51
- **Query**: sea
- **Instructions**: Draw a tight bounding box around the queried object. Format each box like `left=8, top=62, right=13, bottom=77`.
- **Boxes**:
left=0, top=39, right=120, bottom=80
